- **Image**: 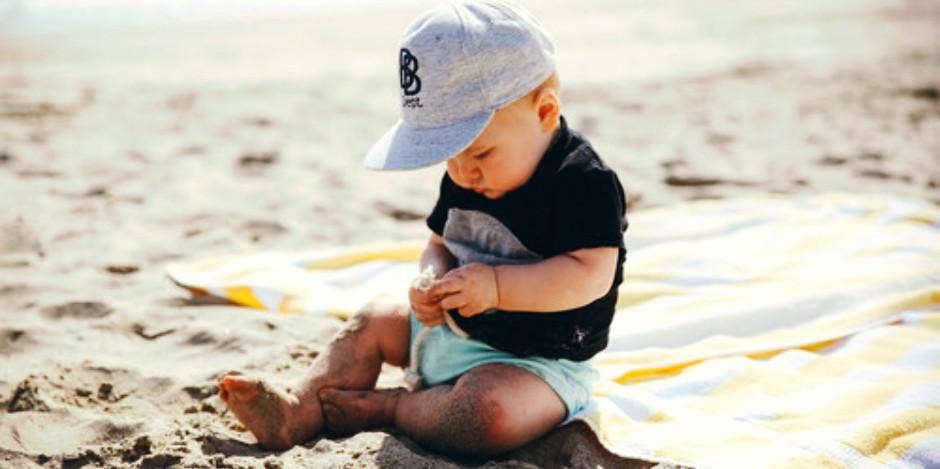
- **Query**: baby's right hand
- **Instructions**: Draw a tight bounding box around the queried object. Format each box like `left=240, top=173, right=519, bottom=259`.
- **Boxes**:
left=409, top=286, right=444, bottom=328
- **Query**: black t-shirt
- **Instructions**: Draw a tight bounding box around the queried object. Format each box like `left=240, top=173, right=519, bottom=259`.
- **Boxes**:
left=426, top=116, right=627, bottom=361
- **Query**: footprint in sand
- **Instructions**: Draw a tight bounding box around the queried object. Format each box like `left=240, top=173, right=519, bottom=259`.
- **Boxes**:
left=105, top=264, right=140, bottom=275
left=41, top=301, right=113, bottom=320
left=241, top=219, right=287, bottom=240
left=237, top=151, right=279, bottom=171
left=856, top=169, right=912, bottom=183
left=816, top=155, right=848, bottom=166
left=663, top=175, right=755, bottom=187
left=184, top=330, right=243, bottom=352
left=374, top=201, right=424, bottom=222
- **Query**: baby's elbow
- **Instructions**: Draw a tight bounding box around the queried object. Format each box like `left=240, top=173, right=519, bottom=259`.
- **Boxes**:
left=569, top=248, right=618, bottom=301
left=568, top=274, right=610, bottom=309
left=587, top=271, right=613, bottom=301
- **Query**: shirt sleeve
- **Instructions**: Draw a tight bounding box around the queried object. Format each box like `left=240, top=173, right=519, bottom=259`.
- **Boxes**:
left=552, top=164, right=627, bottom=254
left=425, top=174, right=452, bottom=236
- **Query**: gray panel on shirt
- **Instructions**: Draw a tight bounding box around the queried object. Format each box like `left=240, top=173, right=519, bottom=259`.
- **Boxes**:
left=442, top=208, right=544, bottom=268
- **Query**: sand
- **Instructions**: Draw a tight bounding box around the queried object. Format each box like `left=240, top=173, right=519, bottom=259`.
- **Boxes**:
left=1, top=0, right=938, bottom=467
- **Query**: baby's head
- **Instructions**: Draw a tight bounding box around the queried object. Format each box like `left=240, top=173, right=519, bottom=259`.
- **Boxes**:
left=365, top=1, right=561, bottom=198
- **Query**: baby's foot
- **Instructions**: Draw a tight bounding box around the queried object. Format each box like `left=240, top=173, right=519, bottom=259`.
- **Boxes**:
left=318, top=387, right=404, bottom=436
left=218, top=373, right=318, bottom=450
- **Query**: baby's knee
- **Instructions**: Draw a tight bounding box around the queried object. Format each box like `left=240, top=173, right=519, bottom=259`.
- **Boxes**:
left=332, top=300, right=411, bottom=364
left=358, top=294, right=410, bottom=323
left=350, top=299, right=408, bottom=332
left=340, top=300, right=405, bottom=333
left=432, top=386, right=515, bottom=456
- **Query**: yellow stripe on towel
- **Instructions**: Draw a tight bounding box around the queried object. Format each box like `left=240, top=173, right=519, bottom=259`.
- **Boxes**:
left=225, top=286, right=265, bottom=310
left=304, top=242, right=423, bottom=269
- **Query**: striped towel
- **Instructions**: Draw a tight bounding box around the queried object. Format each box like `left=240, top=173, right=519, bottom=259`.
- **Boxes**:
left=167, top=193, right=940, bottom=468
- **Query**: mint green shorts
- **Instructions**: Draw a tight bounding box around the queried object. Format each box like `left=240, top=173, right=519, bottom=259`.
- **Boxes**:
left=409, top=314, right=598, bottom=420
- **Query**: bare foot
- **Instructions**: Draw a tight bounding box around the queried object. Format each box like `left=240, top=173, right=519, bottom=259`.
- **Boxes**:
left=318, top=387, right=404, bottom=436
left=218, top=373, right=320, bottom=450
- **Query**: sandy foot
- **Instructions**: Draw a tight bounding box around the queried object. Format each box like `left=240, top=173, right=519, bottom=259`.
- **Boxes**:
left=217, top=373, right=314, bottom=450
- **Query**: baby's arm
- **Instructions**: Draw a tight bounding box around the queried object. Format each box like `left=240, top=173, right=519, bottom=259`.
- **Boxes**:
left=418, top=233, right=455, bottom=278
left=430, top=246, right=618, bottom=317
left=410, top=233, right=457, bottom=327
left=494, top=247, right=618, bottom=312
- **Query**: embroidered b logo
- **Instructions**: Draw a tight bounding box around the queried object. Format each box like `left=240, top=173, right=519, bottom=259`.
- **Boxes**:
left=399, top=48, right=422, bottom=96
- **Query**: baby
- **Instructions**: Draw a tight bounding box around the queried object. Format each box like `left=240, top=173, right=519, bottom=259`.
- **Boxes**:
left=218, top=0, right=627, bottom=457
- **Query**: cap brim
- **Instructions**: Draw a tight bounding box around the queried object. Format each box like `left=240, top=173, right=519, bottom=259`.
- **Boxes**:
left=363, top=110, right=494, bottom=171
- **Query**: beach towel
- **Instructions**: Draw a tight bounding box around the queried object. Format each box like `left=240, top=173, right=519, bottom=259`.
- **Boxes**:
left=167, top=192, right=940, bottom=468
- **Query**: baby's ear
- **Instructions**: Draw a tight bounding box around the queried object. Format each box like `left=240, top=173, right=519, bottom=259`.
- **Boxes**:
left=535, top=88, right=561, bottom=132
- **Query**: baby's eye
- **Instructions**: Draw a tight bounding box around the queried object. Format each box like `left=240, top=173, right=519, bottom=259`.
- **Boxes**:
left=473, top=149, right=492, bottom=161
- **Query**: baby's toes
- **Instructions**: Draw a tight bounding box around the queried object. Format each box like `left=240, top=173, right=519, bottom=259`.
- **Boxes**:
left=219, top=375, right=261, bottom=403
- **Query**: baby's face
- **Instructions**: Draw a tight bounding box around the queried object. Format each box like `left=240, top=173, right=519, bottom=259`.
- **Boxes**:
left=446, top=97, right=556, bottom=200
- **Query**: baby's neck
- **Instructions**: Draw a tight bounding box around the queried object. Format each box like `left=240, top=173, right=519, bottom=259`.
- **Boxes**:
left=536, top=126, right=562, bottom=160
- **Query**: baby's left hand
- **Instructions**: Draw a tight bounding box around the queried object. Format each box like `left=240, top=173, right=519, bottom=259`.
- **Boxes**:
left=429, top=263, right=498, bottom=318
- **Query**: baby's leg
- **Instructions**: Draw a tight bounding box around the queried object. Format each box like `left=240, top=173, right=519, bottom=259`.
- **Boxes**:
left=218, top=296, right=411, bottom=449
left=319, top=363, right=566, bottom=457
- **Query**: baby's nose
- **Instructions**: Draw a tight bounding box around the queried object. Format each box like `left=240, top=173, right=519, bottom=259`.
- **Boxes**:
left=456, top=160, right=480, bottom=182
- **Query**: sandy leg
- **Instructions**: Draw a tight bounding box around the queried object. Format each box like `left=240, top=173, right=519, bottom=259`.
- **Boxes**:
left=218, top=297, right=411, bottom=449
left=399, top=364, right=566, bottom=457
left=317, top=363, right=567, bottom=457
left=318, top=387, right=405, bottom=436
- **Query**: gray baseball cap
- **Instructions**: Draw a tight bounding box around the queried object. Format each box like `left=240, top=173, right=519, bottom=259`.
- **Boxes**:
left=364, top=0, right=556, bottom=171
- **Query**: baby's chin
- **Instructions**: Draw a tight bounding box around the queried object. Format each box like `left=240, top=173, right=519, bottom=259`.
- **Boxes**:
left=479, top=189, right=507, bottom=199
left=475, top=183, right=526, bottom=200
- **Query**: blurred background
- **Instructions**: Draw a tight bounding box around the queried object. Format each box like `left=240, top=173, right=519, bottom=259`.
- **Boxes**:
left=0, top=0, right=937, bottom=280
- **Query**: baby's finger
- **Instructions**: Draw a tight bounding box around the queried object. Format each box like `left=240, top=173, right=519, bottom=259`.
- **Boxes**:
left=413, top=300, right=440, bottom=314
left=413, top=300, right=441, bottom=315
left=413, top=297, right=438, bottom=309
left=429, top=278, right=461, bottom=297
left=410, top=291, right=442, bottom=310
left=457, top=304, right=482, bottom=317
left=439, top=293, right=467, bottom=311
left=409, top=286, right=432, bottom=301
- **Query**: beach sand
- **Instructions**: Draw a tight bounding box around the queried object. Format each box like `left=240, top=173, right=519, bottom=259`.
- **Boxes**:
left=1, top=1, right=938, bottom=467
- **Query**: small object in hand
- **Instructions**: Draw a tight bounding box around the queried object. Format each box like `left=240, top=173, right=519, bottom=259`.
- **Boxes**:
left=411, top=265, right=471, bottom=339
left=412, top=266, right=437, bottom=292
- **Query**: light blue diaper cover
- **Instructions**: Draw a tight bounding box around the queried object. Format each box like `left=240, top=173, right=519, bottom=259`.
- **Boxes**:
left=409, top=314, right=598, bottom=420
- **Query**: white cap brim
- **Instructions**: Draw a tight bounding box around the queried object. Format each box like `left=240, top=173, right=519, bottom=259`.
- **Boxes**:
left=363, top=109, right=495, bottom=171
